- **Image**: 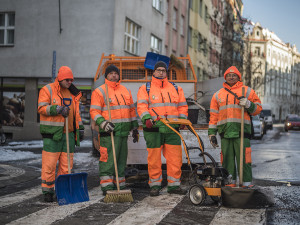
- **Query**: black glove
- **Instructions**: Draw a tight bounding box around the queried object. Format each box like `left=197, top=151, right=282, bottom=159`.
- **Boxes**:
left=56, top=105, right=70, bottom=118
left=132, top=128, right=139, bottom=143
left=100, top=121, right=115, bottom=133
left=209, top=135, right=219, bottom=148
left=79, top=130, right=84, bottom=141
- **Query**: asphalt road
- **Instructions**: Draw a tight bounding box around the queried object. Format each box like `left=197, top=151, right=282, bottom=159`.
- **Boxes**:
left=0, top=124, right=299, bottom=225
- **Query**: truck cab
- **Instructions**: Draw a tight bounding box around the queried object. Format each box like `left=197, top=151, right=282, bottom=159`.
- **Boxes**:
left=261, top=104, right=274, bottom=130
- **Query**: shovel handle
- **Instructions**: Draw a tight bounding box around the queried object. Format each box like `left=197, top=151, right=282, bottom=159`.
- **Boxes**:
left=63, top=98, right=72, bottom=174
left=239, top=87, right=245, bottom=187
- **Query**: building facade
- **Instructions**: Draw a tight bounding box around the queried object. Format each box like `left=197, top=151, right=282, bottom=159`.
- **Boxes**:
left=0, top=0, right=167, bottom=140
left=164, top=0, right=188, bottom=57
left=244, top=22, right=300, bottom=121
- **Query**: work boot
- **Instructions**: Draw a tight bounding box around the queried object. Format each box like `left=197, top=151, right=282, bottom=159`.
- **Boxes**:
left=44, top=193, right=54, bottom=202
left=102, top=190, right=107, bottom=196
left=167, top=187, right=187, bottom=195
left=149, top=188, right=160, bottom=197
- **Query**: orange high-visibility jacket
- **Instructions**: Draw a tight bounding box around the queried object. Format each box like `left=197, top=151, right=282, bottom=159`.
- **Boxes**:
left=90, top=79, right=138, bottom=136
left=38, top=78, right=83, bottom=145
left=137, top=76, right=188, bottom=132
left=208, top=81, right=262, bottom=138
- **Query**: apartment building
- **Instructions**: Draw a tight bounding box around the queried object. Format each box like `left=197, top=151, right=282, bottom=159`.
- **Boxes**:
left=244, top=22, right=300, bottom=121
left=0, top=0, right=167, bottom=140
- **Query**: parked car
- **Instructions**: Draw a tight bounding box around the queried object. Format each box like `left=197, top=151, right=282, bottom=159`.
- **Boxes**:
left=284, top=115, right=300, bottom=132
left=251, top=115, right=264, bottom=139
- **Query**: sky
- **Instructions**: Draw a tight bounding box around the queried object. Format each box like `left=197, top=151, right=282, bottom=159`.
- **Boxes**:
left=242, top=0, right=300, bottom=50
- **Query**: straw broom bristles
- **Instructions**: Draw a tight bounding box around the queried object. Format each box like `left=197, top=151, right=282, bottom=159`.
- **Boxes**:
left=103, top=190, right=133, bottom=203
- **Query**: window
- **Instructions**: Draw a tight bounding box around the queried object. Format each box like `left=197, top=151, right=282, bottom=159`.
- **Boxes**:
left=150, top=35, right=162, bottom=53
left=256, top=31, right=259, bottom=37
left=197, top=33, right=202, bottom=51
left=180, top=15, right=184, bottom=36
left=124, top=19, right=141, bottom=55
left=0, top=12, right=15, bottom=46
left=172, top=7, right=177, bottom=30
left=152, top=0, right=162, bottom=12
left=199, top=0, right=203, bottom=17
left=188, top=27, right=192, bottom=46
left=255, top=47, right=261, bottom=56
left=204, top=5, right=208, bottom=24
left=79, top=90, right=91, bottom=125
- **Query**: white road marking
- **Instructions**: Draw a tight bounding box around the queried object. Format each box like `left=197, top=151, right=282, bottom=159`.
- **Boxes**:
left=209, top=208, right=266, bottom=225
left=108, top=188, right=185, bottom=225
left=0, top=186, right=41, bottom=208
left=7, top=186, right=104, bottom=225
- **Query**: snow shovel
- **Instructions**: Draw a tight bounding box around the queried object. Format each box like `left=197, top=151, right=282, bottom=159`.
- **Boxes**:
left=144, top=52, right=170, bottom=70
left=55, top=98, right=89, bottom=206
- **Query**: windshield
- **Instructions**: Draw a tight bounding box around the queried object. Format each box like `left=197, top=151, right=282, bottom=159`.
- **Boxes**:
left=252, top=115, right=260, bottom=121
left=288, top=117, right=300, bottom=122
left=261, top=110, right=271, bottom=117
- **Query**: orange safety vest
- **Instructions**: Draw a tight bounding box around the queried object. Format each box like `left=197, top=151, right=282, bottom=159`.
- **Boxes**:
left=38, top=78, right=83, bottom=144
left=90, top=79, right=138, bottom=136
left=208, top=81, right=262, bottom=137
left=137, top=76, right=188, bottom=124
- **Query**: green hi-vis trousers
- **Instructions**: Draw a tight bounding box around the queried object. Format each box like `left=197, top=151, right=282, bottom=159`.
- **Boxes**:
left=220, top=137, right=252, bottom=182
left=41, top=132, right=75, bottom=194
left=98, top=136, right=128, bottom=192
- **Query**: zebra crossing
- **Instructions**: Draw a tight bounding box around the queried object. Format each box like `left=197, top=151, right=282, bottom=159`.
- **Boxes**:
left=0, top=184, right=266, bottom=225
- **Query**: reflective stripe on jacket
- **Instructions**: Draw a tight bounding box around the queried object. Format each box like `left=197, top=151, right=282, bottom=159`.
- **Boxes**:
left=137, top=76, right=188, bottom=133
left=38, top=78, right=83, bottom=145
left=208, top=81, right=262, bottom=138
left=90, top=79, right=138, bottom=136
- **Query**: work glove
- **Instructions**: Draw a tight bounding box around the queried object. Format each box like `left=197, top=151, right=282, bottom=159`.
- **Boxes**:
left=239, top=97, right=251, bottom=109
left=145, top=119, right=154, bottom=129
left=209, top=135, right=219, bottom=149
left=79, top=130, right=84, bottom=141
left=132, top=128, right=139, bottom=143
left=100, top=121, right=115, bottom=133
left=56, top=105, right=70, bottom=118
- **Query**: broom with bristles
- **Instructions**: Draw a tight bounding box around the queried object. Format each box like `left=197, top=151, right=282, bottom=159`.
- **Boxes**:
left=103, top=83, right=133, bottom=203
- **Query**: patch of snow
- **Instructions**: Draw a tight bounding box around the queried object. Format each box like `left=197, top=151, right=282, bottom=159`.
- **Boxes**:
left=0, top=149, right=40, bottom=162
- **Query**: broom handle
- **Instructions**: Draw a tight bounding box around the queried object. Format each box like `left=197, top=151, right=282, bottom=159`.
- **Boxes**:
left=239, top=87, right=245, bottom=187
left=66, top=116, right=71, bottom=174
left=105, top=83, right=120, bottom=192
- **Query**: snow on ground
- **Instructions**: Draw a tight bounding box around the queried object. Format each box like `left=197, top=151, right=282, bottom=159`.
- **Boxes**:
left=0, top=140, right=93, bottom=163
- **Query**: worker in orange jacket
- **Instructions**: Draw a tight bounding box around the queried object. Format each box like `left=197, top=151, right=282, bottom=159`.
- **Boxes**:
left=208, top=66, right=262, bottom=187
left=90, top=64, right=139, bottom=196
left=38, top=66, right=84, bottom=202
left=137, top=61, right=188, bottom=196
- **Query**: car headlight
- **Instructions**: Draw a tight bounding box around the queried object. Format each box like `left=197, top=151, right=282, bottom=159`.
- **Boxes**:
left=287, top=122, right=291, bottom=126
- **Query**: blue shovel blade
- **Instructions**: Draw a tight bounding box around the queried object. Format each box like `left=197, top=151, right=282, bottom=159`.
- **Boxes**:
left=55, top=172, right=89, bottom=206
left=144, top=52, right=170, bottom=70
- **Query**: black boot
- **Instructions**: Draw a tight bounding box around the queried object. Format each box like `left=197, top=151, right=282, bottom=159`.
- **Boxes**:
left=44, top=193, right=54, bottom=202
left=167, top=187, right=187, bottom=195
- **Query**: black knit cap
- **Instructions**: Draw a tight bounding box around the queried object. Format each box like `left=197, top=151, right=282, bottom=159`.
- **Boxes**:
left=105, top=64, right=120, bottom=78
left=154, top=61, right=168, bottom=71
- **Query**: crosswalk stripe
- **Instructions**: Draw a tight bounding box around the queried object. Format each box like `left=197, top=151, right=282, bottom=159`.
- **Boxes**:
left=108, top=188, right=185, bottom=225
left=0, top=186, right=41, bottom=208
left=7, top=186, right=104, bottom=225
left=209, top=208, right=266, bottom=225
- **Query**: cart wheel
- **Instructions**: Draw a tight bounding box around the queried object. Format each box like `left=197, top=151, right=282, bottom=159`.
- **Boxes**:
left=189, top=184, right=206, bottom=205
